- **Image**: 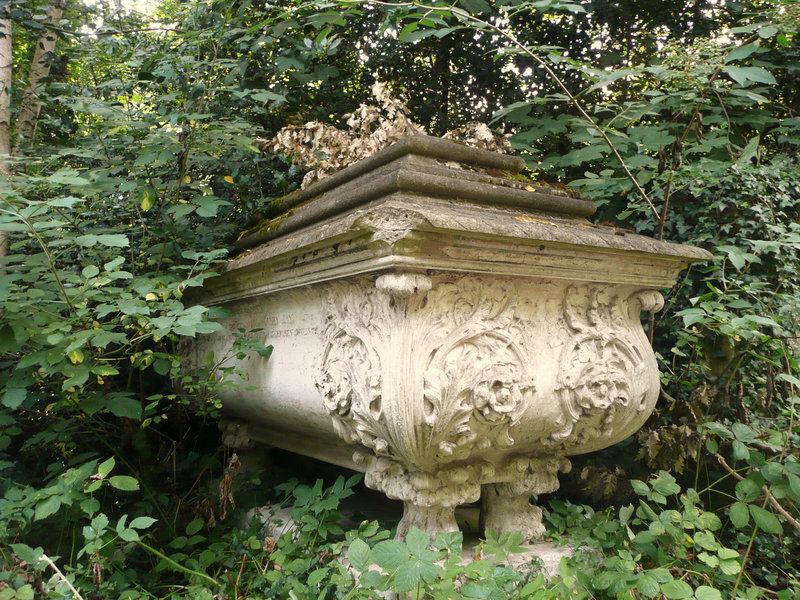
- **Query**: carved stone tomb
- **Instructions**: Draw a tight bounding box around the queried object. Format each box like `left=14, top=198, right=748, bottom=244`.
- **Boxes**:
left=186, top=135, right=710, bottom=542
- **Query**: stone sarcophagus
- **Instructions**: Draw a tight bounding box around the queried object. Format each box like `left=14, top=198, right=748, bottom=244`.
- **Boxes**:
left=187, top=135, right=710, bottom=540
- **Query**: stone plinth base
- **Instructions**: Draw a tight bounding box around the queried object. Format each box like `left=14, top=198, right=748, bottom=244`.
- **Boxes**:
left=247, top=501, right=573, bottom=580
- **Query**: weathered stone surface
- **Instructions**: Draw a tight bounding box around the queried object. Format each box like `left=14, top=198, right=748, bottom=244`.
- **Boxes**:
left=185, top=135, right=711, bottom=544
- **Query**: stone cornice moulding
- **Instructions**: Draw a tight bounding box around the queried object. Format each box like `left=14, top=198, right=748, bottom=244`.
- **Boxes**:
left=198, top=198, right=710, bottom=306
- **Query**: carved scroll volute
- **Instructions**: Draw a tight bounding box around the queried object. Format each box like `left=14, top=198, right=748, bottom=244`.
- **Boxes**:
left=551, top=286, right=664, bottom=454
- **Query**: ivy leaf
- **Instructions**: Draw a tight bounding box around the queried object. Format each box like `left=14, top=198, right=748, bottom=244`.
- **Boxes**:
left=749, top=505, right=782, bottom=534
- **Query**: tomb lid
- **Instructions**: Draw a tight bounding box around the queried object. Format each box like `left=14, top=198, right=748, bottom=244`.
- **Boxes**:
left=234, top=134, right=596, bottom=251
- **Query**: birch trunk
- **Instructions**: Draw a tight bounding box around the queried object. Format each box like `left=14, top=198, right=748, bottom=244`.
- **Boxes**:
left=14, top=0, right=65, bottom=154
left=0, top=16, right=12, bottom=258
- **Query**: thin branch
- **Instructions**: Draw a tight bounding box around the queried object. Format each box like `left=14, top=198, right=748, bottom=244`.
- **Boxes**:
left=715, top=454, right=800, bottom=535
left=349, top=0, right=662, bottom=220
left=39, top=554, right=86, bottom=600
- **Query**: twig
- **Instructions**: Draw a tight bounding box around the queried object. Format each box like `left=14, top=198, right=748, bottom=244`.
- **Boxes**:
left=349, top=0, right=662, bottom=220
left=39, top=554, right=86, bottom=600
left=135, top=540, right=219, bottom=587
left=715, top=454, right=800, bottom=535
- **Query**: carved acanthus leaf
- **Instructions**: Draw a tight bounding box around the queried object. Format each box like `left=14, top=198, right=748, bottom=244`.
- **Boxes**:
left=551, top=286, right=660, bottom=449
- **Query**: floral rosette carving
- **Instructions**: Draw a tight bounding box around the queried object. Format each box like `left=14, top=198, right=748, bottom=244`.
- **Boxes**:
left=417, top=279, right=535, bottom=465
left=551, top=285, right=660, bottom=450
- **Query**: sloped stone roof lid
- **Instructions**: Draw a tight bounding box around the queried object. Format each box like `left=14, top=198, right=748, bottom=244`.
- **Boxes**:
left=235, top=134, right=596, bottom=251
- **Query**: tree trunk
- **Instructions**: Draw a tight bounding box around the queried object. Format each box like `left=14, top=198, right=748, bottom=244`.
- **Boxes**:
left=0, top=15, right=12, bottom=258
left=14, top=0, right=65, bottom=154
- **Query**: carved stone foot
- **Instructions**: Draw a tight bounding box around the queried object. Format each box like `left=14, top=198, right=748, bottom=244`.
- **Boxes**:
left=358, top=454, right=482, bottom=541
left=481, top=456, right=571, bottom=541
left=482, top=483, right=546, bottom=541
left=397, top=502, right=459, bottom=540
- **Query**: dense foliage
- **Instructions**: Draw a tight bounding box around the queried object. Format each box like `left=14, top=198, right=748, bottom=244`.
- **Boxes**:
left=0, top=0, right=798, bottom=598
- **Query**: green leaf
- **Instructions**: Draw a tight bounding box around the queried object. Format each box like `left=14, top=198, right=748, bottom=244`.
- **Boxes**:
left=729, top=502, right=750, bottom=528
left=130, top=516, right=157, bottom=529
left=80, top=497, right=100, bottom=516
left=661, top=579, right=693, bottom=599
left=34, top=496, right=61, bottom=521
left=393, top=559, right=422, bottom=593
left=724, top=43, right=759, bottom=63
left=138, top=185, right=157, bottom=211
left=82, top=265, right=100, bottom=279
left=405, top=527, right=429, bottom=556
left=307, top=568, right=328, bottom=586
left=75, top=234, right=130, bottom=248
left=186, top=518, right=204, bottom=536
left=695, top=586, right=723, bottom=600
left=118, top=527, right=140, bottom=542
left=13, top=585, right=34, bottom=600
left=749, top=505, right=782, bottom=534
left=637, top=574, right=659, bottom=598
left=735, top=478, right=761, bottom=502
left=458, top=0, right=491, bottom=13
left=631, top=480, right=649, bottom=496
left=718, top=548, right=739, bottom=560
left=720, top=557, right=741, bottom=575
left=348, top=538, right=370, bottom=571
left=2, top=387, right=26, bottom=409
left=732, top=440, right=750, bottom=461
left=693, top=531, right=719, bottom=551
left=758, top=25, right=778, bottom=39
left=701, top=422, right=732, bottom=439
left=109, top=475, right=140, bottom=491
left=107, top=395, right=142, bottom=420
left=698, top=552, right=719, bottom=568
left=731, top=423, right=757, bottom=442
left=651, top=472, right=681, bottom=496
left=738, top=136, right=760, bottom=164
left=370, top=539, right=408, bottom=570
left=98, top=457, right=115, bottom=479
left=724, top=66, right=777, bottom=86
